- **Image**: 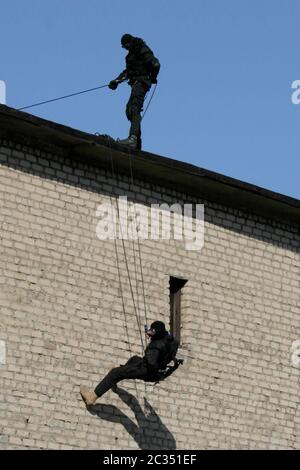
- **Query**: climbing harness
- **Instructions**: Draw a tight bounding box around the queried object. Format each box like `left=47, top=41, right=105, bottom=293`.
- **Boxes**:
left=154, top=359, right=184, bottom=385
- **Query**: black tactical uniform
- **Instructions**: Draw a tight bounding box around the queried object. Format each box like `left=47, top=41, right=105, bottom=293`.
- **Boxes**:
left=94, top=321, right=175, bottom=398
left=109, top=34, right=160, bottom=150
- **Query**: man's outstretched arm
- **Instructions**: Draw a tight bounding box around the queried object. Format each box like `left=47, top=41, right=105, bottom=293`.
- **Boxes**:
left=109, top=70, right=127, bottom=90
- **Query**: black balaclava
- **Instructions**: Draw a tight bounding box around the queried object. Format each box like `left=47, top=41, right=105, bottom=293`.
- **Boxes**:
left=149, top=321, right=167, bottom=340
left=121, top=34, right=134, bottom=49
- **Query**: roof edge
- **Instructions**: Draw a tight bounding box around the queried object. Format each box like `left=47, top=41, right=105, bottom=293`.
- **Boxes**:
left=0, top=104, right=299, bottom=228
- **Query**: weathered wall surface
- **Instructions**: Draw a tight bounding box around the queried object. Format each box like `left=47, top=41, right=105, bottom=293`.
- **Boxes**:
left=0, top=140, right=299, bottom=449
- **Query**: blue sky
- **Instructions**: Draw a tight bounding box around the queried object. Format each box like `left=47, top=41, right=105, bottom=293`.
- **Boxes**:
left=1, top=0, right=300, bottom=199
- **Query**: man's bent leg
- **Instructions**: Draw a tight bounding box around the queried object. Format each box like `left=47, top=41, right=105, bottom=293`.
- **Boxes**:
left=94, top=361, right=147, bottom=398
left=80, top=356, right=145, bottom=406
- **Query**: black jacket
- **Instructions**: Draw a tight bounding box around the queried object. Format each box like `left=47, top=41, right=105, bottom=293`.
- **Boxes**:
left=143, top=333, right=175, bottom=373
left=118, top=37, right=160, bottom=84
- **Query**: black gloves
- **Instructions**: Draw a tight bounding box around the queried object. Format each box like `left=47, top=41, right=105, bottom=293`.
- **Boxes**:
left=108, top=80, right=118, bottom=90
left=109, top=71, right=127, bottom=90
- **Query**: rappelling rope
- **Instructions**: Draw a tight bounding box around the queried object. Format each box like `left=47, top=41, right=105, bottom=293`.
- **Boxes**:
left=105, top=136, right=145, bottom=356
left=17, top=81, right=157, bottom=114
left=124, top=144, right=152, bottom=401
left=126, top=147, right=149, bottom=330
left=141, top=83, right=157, bottom=121
left=17, top=84, right=109, bottom=111
left=107, top=153, right=132, bottom=357
left=105, top=141, right=142, bottom=402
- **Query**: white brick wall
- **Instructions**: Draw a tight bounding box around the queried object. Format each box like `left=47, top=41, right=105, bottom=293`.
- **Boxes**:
left=0, top=140, right=299, bottom=449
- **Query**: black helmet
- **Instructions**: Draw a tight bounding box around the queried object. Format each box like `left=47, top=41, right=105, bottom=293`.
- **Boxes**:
left=148, top=321, right=167, bottom=339
left=121, top=33, right=134, bottom=48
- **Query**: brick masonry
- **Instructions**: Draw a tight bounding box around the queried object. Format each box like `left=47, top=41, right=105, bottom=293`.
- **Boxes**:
left=0, top=139, right=300, bottom=450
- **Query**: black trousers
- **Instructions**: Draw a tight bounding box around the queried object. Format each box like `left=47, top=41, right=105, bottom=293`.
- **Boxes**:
left=126, top=79, right=151, bottom=148
left=94, top=355, right=156, bottom=397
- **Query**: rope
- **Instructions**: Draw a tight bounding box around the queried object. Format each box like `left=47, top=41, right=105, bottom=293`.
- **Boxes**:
left=106, top=141, right=143, bottom=402
left=126, top=163, right=148, bottom=351
left=136, top=232, right=149, bottom=327
left=17, top=81, right=157, bottom=114
left=125, top=145, right=151, bottom=401
left=106, top=137, right=145, bottom=355
left=130, top=219, right=143, bottom=337
left=126, top=149, right=149, bottom=329
left=106, top=136, right=149, bottom=405
left=110, top=204, right=133, bottom=356
left=141, top=83, right=157, bottom=120
left=119, top=211, right=145, bottom=354
left=17, top=83, right=109, bottom=111
left=108, top=152, right=132, bottom=356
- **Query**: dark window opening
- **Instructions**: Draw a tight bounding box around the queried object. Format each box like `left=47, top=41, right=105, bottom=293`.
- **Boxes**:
left=169, top=276, right=187, bottom=344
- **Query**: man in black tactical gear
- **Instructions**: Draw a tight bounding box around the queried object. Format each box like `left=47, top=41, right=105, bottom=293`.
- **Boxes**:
left=108, top=34, right=160, bottom=150
left=80, top=321, right=179, bottom=406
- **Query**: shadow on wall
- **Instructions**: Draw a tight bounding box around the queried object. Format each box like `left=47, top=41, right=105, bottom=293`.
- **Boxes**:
left=88, top=386, right=176, bottom=450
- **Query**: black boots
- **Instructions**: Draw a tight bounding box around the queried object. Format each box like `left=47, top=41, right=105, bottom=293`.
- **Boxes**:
left=117, top=135, right=138, bottom=149
left=80, top=385, right=98, bottom=406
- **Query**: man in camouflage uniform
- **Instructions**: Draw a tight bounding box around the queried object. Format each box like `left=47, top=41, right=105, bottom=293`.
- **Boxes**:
left=108, top=34, right=160, bottom=150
